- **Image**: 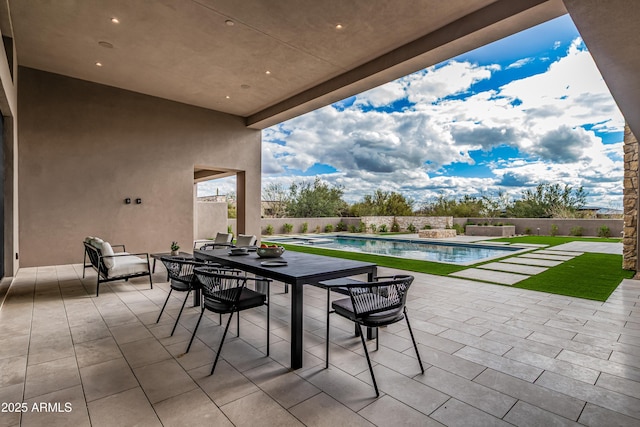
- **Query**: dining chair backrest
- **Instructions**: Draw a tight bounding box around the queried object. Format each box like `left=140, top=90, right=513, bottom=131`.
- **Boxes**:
left=194, top=267, right=247, bottom=307
left=214, top=232, right=233, bottom=244
left=161, top=256, right=211, bottom=287
left=347, top=275, right=414, bottom=319
left=235, top=234, right=257, bottom=247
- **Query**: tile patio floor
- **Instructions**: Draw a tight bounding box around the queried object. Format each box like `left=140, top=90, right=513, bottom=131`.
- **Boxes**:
left=2, top=262, right=640, bottom=426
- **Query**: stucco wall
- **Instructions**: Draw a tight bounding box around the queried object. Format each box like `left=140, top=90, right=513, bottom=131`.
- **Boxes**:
left=454, top=217, right=623, bottom=237
left=18, top=68, right=261, bottom=267
left=195, top=202, right=228, bottom=240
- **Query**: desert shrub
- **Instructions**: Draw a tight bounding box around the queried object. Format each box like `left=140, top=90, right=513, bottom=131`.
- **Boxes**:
left=524, top=227, right=532, bottom=235
left=452, top=223, right=464, bottom=235
left=391, top=221, right=400, bottom=232
left=265, top=224, right=274, bottom=235
left=227, top=225, right=233, bottom=234
left=407, top=223, right=417, bottom=233
left=359, top=221, right=367, bottom=232
left=283, top=223, right=293, bottom=234
left=379, top=224, right=388, bottom=232
left=570, top=226, right=584, bottom=237
left=348, top=224, right=358, bottom=233
left=598, top=225, right=611, bottom=238
left=300, top=222, right=308, bottom=233
left=422, top=224, right=432, bottom=229
left=315, top=225, right=322, bottom=233
left=325, top=224, right=334, bottom=232
left=550, top=224, right=559, bottom=236
left=370, top=224, right=377, bottom=233
left=336, top=221, right=346, bottom=232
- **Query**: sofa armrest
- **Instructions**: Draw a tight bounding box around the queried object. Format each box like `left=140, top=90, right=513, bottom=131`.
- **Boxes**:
left=112, top=244, right=126, bottom=252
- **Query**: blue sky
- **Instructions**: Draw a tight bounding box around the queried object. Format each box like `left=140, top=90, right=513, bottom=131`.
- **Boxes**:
left=200, top=15, right=624, bottom=209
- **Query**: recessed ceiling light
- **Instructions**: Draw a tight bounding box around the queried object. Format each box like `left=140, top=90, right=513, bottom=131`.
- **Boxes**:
left=335, top=24, right=343, bottom=30
left=225, top=19, right=234, bottom=26
left=98, top=41, right=113, bottom=49
left=225, top=95, right=230, bottom=99
left=111, top=17, right=119, bottom=24
left=95, top=62, right=103, bottom=67
left=265, top=70, right=271, bottom=75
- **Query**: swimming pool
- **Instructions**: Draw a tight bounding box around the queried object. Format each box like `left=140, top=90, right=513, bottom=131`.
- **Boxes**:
left=267, top=235, right=526, bottom=265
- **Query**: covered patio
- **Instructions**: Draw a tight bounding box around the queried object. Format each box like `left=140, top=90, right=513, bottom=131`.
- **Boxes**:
left=2, top=263, right=640, bottom=425
left=2, top=1, right=640, bottom=426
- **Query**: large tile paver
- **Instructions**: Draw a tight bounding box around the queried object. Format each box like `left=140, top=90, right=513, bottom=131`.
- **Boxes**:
left=500, top=257, right=563, bottom=267
left=520, top=253, right=575, bottom=261
left=477, top=262, right=547, bottom=275
left=552, top=241, right=622, bottom=254
left=449, top=269, right=530, bottom=285
left=3, top=263, right=640, bottom=425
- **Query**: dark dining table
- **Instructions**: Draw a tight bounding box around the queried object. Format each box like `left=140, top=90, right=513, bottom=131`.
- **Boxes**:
left=194, top=248, right=377, bottom=369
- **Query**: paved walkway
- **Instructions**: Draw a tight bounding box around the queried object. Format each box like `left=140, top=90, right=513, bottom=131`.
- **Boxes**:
left=2, top=263, right=640, bottom=426
left=448, top=241, right=622, bottom=286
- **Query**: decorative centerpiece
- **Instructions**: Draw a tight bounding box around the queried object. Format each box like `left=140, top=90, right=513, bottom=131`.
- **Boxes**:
left=170, top=241, right=180, bottom=256
left=256, top=244, right=285, bottom=258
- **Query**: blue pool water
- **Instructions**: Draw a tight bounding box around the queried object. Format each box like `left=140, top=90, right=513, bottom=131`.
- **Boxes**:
left=268, top=235, right=523, bottom=264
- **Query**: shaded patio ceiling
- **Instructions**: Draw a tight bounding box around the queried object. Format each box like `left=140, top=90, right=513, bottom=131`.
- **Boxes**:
left=6, top=0, right=571, bottom=129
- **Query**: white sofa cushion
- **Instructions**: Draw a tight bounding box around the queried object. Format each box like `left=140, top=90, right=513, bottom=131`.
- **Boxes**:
left=91, top=237, right=104, bottom=249
left=109, top=255, right=149, bottom=277
left=101, top=241, right=116, bottom=269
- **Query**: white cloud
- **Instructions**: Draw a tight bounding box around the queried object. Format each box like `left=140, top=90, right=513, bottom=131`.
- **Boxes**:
left=259, top=35, right=624, bottom=207
left=506, top=57, right=534, bottom=69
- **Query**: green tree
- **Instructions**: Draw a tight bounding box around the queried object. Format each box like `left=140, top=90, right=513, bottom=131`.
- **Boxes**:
left=480, top=190, right=509, bottom=223
left=286, top=178, right=348, bottom=217
left=506, top=183, right=587, bottom=218
left=262, top=183, right=289, bottom=218
left=418, top=193, right=484, bottom=217
left=350, top=190, right=414, bottom=216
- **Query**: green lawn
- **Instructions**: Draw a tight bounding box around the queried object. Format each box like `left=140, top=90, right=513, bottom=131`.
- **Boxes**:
left=267, top=235, right=633, bottom=301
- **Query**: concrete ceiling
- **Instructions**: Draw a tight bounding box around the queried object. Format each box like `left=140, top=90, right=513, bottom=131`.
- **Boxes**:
left=6, top=0, right=572, bottom=128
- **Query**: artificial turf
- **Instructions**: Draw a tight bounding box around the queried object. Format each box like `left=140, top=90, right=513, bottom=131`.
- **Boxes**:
left=512, top=252, right=634, bottom=301
left=268, top=236, right=633, bottom=301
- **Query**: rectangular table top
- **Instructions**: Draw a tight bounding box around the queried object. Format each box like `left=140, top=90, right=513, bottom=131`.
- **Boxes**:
left=193, top=248, right=376, bottom=285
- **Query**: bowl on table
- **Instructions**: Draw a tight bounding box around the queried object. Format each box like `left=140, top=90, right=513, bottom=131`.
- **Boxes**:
left=229, top=247, right=249, bottom=255
left=256, top=246, right=285, bottom=258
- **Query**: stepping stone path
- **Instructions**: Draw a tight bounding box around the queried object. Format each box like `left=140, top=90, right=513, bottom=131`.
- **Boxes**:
left=449, top=249, right=584, bottom=286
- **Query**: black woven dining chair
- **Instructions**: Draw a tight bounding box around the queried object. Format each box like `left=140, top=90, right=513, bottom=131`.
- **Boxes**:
left=327, top=274, right=424, bottom=397
left=190, top=267, right=271, bottom=375
left=157, top=256, right=212, bottom=336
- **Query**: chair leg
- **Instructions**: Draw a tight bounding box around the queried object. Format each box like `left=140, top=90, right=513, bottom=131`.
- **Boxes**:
left=236, top=310, right=240, bottom=337
left=357, top=323, right=379, bottom=397
left=170, top=290, right=191, bottom=336
left=326, top=288, right=330, bottom=369
left=186, top=307, right=206, bottom=353
left=404, top=309, right=424, bottom=374
left=96, top=277, right=100, bottom=297
left=156, top=289, right=173, bottom=323
left=211, top=311, right=234, bottom=376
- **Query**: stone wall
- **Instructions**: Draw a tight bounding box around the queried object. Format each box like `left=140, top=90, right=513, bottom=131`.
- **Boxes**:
left=360, top=216, right=452, bottom=230
left=623, top=124, right=638, bottom=270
